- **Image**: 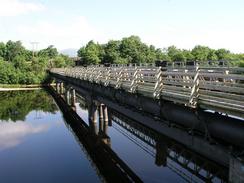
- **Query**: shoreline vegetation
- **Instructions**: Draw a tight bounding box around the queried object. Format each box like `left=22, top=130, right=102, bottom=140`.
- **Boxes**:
left=1, top=36, right=244, bottom=85
left=0, top=84, right=55, bottom=91
left=0, top=40, right=73, bottom=85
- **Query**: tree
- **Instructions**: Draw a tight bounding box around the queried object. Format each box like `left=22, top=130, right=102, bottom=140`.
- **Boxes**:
left=77, top=41, right=103, bottom=65
left=38, top=45, right=58, bottom=59
left=207, top=49, right=218, bottom=61
left=53, top=55, right=66, bottom=68
left=0, top=41, right=72, bottom=85
left=5, top=40, right=27, bottom=62
left=166, top=46, right=186, bottom=62
left=215, top=48, right=230, bottom=60
left=120, top=35, right=146, bottom=63
left=0, top=42, right=6, bottom=58
left=102, top=40, right=121, bottom=64
left=191, top=45, right=211, bottom=62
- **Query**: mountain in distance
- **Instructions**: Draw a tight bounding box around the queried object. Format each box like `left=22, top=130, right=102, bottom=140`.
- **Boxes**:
left=60, top=48, right=78, bottom=57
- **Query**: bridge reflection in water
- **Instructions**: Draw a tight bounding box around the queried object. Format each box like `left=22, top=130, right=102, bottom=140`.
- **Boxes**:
left=50, top=85, right=244, bottom=183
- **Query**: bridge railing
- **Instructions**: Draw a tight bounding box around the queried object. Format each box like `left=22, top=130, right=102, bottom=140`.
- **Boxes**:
left=50, top=65, right=244, bottom=117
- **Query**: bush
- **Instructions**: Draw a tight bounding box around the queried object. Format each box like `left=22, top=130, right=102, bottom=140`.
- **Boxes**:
left=239, top=60, right=244, bottom=67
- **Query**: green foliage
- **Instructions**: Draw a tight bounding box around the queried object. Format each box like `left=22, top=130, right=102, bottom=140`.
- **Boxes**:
left=167, top=46, right=186, bottom=62
left=215, top=49, right=230, bottom=60
left=38, top=45, right=58, bottom=59
left=5, top=40, right=27, bottom=62
left=77, top=36, right=244, bottom=66
left=102, top=40, right=121, bottom=64
left=207, top=49, right=218, bottom=61
left=0, top=42, right=6, bottom=58
left=0, top=40, right=73, bottom=84
left=78, top=36, right=167, bottom=65
left=239, top=60, right=244, bottom=67
left=78, top=41, right=103, bottom=65
left=191, top=45, right=211, bottom=61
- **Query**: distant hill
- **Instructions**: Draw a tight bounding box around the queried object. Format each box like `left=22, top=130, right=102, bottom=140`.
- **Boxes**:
left=60, top=48, right=77, bottom=57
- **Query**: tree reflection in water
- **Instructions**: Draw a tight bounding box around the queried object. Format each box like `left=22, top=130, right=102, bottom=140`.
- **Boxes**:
left=0, top=90, right=58, bottom=122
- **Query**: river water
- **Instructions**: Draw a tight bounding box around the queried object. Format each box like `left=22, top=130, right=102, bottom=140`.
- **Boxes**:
left=0, top=89, right=240, bottom=183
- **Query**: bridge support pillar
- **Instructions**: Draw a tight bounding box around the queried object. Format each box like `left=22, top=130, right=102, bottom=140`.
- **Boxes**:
left=60, top=82, right=64, bottom=95
left=99, top=104, right=104, bottom=121
left=103, top=106, right=108, bottom=123
left=155, top=140, right=167, bottom=167
left=88, top=104, right=98, bottom=134
left=71, top=88, right=76, bottom=107
left=65, top=89, right=71, bottom=105
left=56, top=82, right=60, bottom=94
left=98, top=104, right=104, bottom=134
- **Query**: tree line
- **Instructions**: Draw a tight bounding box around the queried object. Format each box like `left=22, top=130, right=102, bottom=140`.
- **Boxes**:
left=1, top=37, right=244, bottom=85
left=77, top=35, right=244, bottom=66
left=0, top=40, right=73, bottom=84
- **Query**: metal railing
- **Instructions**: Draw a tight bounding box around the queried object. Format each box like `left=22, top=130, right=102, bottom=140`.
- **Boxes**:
left=50, top=64, right=244, bottom=117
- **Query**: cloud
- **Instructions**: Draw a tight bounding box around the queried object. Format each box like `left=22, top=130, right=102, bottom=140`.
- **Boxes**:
left=13, top=15, right=244, bottom=53
left=138, top=25, right=244, bottom=53
left=0, top=122, right=49, bottom=150
left=17, top=16, right=108, bottom=49
left=0, top=0, right=45, bottom=17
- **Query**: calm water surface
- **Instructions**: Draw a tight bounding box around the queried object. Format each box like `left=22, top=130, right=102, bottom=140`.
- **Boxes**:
left=0, top=90, right=101, bottom=183
left=0, top=90, right=231, bottom=183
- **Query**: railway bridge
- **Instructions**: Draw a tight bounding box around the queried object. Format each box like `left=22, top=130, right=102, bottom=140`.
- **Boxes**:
left=49, top=64, right=244, bottom=149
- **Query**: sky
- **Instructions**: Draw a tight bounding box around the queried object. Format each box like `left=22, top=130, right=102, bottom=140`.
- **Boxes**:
left=0, top=0, right=244, bottom=53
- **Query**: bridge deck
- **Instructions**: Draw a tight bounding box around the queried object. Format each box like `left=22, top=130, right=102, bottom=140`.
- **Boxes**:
left=50, top=65, right=244, bottom=118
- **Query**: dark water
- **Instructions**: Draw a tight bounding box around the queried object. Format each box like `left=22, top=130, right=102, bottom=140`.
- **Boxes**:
left=0, top=90, right=101, bottom=183
left=0, top=89, right=241, bottom=183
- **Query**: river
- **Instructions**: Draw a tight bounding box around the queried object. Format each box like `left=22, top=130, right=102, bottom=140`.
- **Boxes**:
left=0, top=89, right=242, bottom=183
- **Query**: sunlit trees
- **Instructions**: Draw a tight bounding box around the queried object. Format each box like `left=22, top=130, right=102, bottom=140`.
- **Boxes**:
left=102, top=40, right=121, bottom=64
left=0, top=40, right=72, bottom=84
left=78, top=36, right=167, bottom=65
left=77, top=40, right=103, bottom=65
left=38, top=45, right=58, bottom=59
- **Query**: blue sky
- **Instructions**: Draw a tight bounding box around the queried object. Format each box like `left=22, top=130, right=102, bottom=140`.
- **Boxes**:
left=0, top=0, right=244, bottom=53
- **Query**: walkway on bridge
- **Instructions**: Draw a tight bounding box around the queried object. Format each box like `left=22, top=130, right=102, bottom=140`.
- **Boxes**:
left=51, top=63, right=244, bottom=118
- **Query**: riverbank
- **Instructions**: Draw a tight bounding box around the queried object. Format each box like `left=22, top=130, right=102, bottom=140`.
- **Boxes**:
left=0, top=84, right=55, bottom=91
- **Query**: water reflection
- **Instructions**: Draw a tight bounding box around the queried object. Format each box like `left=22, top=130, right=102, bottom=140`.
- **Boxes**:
left=71, top=91, right=243, bottom=183
left=50, top=88, right=142, bottom=183
left=0, top=122, right=49, bottom=150
left=0, top=90, right=58, bottom=121
left=109, top=110, right=228, bottom=182
left=1, top=87, right=242, bottom=183
left=0, top=90, right=101, bottom=183
left=0, top=90, right=58, bottom=150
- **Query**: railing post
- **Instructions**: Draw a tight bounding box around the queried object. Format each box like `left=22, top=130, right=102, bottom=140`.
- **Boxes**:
left=223, top=69, right=229, bottom=83
left=189, top=64, right=199, bottom=107
left=130, top=67, right=138, bottom=93
left=104, top=67, right=111, bottom=86
left=115, top=67, right=123, bottom=89
left=153, top=67, right=163, bottom=98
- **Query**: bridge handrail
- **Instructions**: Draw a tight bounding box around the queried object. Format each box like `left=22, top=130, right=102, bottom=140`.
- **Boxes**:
left=50, top=65, right=244, bottom=117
